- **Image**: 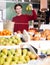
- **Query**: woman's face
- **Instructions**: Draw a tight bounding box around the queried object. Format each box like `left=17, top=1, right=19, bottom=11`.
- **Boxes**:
left=15, top=6, right=22, bottom=15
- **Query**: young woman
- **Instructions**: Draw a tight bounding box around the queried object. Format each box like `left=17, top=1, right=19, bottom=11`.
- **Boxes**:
left=12, top=3, right=37, bottom=32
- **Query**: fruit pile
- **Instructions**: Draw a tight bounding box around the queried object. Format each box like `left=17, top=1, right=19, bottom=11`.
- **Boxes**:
left=41, top=49, right=50, bottom=55
left=0, top=36, right=22, bottom=45
left=29, top=29, right=50, bottom=40
left=0, top=29, right=12, bottom=36
left=0, top=48, right=37, bottom=65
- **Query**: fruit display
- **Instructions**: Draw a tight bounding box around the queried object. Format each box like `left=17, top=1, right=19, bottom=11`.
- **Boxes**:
left=0, top=29, right=12, bottom=36
left=41, top=49, right=50, bottom=55
left=0, top=48, right=37, bottom=65
left=0, top=36, right=22, bottom=46
left=29, top=29, right=50, bottom=41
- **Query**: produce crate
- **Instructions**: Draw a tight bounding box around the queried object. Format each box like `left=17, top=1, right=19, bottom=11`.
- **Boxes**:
left=0, top=44, right=37, bottom=65
left=28, top=41, right=50, bottom=56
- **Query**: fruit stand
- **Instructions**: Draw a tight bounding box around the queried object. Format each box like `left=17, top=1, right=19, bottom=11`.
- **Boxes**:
left=0, top=0, right=50, bottom=64
left=0, top=28, right=50, bottom=65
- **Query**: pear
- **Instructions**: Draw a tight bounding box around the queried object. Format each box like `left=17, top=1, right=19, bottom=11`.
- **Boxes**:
left=13, top=39, right=17, bottom=44
left=0, top=57, right=5, bottom=65
left=26, top=6, right=29, bottom=11
left=7, top=50, right=12, bottom=57
left=17, top=61, right=23, bottom=64
left=47, top=49, right=50, bottom=54
left=25, top=55, right=30, bottom=62
left=1, top=48, right=8, bottom=55
left=5, top=56, right=12, bottom=63
left=19, top=56, right=24, bottom=60
left=23, top=49, right=27, bottom=56
left=3, top=62, right=10, bottom=65
left=0, top=52, right=5, bottom=57
left=28, top=5, right=32, bottom=11
left=27, top=51, right=32, bottom=57
left=41, top=50, right=47, bottom=54
left=10, top=49, right=15, bottom=54
left=10, top=61, right=16, bottom=65
left=12, top=56, right=19, bottom=63
left=30, top=53, right=37, bottom=59
left=16, top=49, right=22, bottom=56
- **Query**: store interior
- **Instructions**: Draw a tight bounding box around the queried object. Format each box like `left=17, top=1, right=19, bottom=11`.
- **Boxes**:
left=0, top=0, right=50, bottom=65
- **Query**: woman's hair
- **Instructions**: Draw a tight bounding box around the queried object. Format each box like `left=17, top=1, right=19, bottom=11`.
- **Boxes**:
left=14, top=3, right=22, bottom=10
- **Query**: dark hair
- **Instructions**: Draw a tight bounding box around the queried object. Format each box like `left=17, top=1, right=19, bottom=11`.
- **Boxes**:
left=14, top=3, right=22, bottom=10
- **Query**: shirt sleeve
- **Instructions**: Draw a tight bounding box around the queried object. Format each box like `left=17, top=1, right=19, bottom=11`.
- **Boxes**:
left=12, top=17, right=15, bottom=22
left=27, top=10, right=37, bottom=21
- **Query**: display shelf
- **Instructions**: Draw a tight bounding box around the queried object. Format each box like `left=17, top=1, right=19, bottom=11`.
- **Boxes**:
left=28, top=40, right=50, bottom=50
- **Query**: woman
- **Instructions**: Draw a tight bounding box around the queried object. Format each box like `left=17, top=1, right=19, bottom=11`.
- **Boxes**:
left=12, top=3, right=37, bottom=32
